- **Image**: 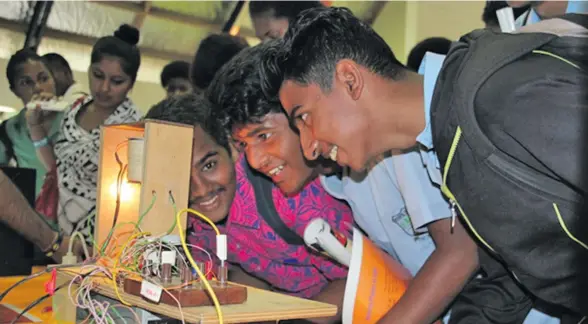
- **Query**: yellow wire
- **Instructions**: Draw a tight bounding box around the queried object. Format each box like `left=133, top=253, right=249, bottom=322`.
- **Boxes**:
left=178, top=208, right=221, bottom=235
left=112, top=231, right=150, bottom=306
left=176, top=208, right=223, bottom=323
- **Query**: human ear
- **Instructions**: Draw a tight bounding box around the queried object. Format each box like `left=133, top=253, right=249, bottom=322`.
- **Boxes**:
left=335, top=59, right=364, bottom=101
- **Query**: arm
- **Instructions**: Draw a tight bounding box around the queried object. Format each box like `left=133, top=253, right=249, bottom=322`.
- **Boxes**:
left=287, top=180, right=353, bottom=324
left=0, top=170, right=72, bottom=262
left=229, top=265, right=272, bottom=290
left=377, top=150, right=478, bottom=323
left=308, top=279, right=347, bottom=324
left=378, top=218, right=479, bottom=324
left=25, top=103, right=57, bottom=170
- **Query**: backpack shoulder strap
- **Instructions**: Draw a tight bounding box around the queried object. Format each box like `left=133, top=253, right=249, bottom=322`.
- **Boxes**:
left=245, top=163, right=305, bottom=246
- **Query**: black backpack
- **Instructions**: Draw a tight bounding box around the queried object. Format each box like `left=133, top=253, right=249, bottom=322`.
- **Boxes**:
left=244, top=163, right=305, bottom=246
left=431, top=14, right=588, bottom=322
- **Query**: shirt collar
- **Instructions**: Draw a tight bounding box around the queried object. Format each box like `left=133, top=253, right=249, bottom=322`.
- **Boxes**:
left=415, top=52, right=446, bottom=150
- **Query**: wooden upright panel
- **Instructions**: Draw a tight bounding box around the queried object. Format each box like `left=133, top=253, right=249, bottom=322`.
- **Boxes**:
left=139, top=120, right=193, bottom=237
left=94, top=120, right=193, bottom=253
left=95, top=124, right=144, bottom=252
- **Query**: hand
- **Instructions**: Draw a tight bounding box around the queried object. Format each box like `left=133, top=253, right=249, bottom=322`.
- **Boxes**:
left=26, top=92, right=55, bottom=126
left=52, top=235, right=92, bottom=264
left=25, top=106, right=44, bottom=127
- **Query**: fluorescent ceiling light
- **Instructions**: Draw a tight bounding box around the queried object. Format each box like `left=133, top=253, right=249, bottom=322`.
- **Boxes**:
left=0, top=106, right=16, bottom=113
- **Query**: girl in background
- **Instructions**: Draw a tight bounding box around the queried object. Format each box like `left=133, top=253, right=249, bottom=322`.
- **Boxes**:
left=1, top=49, right=63, bottom=197
left=31, top=24, right=143, bottom=244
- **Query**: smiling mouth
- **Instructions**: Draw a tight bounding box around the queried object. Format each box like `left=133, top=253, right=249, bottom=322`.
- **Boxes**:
left=328, top=146, right=338, bottom=162
left=199, top=195, right=218, bottom=207
left=268, top=165, right=284, bottom=177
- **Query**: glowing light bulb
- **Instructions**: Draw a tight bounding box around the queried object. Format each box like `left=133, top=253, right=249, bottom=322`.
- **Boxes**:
left=109, top=180, right=135, bottom=202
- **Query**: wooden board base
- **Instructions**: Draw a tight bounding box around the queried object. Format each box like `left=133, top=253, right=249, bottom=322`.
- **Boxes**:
left=123, top=277, right=247, bottom=307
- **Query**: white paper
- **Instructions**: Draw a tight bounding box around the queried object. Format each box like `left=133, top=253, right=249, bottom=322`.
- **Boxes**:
left=140, top=280, right=163, bottom=303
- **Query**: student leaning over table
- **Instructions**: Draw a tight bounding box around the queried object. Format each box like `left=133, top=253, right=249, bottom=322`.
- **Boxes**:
left=0, top=169, right=86, bottom=264
left=259, top=7, right=583, bottom=323
left=145, top=94, right=351, bottom=324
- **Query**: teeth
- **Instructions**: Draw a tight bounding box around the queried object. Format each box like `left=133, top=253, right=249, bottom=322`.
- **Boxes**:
left=200, top=195, right=218, bottom=206
left=329, top=146, right=338, bottom=162
left=269, top=165, right=284, bottom=176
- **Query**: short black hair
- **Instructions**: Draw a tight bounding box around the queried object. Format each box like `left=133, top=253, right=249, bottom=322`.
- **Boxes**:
left=91, top=24, right=141, bottom=83
left=42, top=53, right=72, bottom=77
left=190, top=34, right=249, bottom=90
left=207, top=42, right=282, bottom=133
left=144, top=93, right=229, bottom=152
left=406, top=37, right=452, bottom=72
left=160, top=60, right=190, bottom=87
left=260, top=7, right=405, bottom=98
left=6, top=49, right=48, bottom=89
left=482, top=1, right=530, bottom=27
left=249, top=1, right=323, bottom=22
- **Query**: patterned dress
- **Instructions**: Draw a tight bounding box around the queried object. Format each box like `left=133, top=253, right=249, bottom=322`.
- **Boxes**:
left=54, top=96, right=141, bottom=243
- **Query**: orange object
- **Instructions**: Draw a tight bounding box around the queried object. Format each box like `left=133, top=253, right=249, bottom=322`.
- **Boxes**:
left=0, top=272, right=57, bottom=323
left=342, top=228, right=412, bottom=324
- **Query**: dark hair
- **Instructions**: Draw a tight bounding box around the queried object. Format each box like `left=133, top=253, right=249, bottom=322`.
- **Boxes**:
left=482, top=1, right=530, bottom=27
left=207, top=42, right=282, bottom=132
left=42, top=53, right=73, bottom=76
left=91, top=24, right=141, bottom=83
left=190, top=34, right=249, bottom=90
left=160, top=60, right=190, bottom=87
left=6, top=48, right=48, bottom=89
left=144, top=93, right=229, bottom=151
left=249, top=1, right=323, bottom=22
left=260, top=7, right=405, bottom=98
left=406, top=37, right=452, bottom=72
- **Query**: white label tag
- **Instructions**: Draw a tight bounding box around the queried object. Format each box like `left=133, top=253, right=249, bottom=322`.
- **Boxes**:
left=140, top=280, right=162, bottom=303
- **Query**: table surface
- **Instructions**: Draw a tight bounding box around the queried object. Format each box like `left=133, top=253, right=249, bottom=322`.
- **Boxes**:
left=0, top=267, right=56, bottom=323
left=1, top=266, right=338, bottom=323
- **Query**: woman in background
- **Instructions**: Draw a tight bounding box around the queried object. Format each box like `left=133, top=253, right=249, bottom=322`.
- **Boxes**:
left=1, top=49, right=63, bottom=197
left=31, top=24, right=143, bottom=243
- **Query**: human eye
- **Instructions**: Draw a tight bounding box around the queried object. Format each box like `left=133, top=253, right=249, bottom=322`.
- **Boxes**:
left=202, top=160, right=217, bottom=172
left=258, top=132, right=272, bottom=141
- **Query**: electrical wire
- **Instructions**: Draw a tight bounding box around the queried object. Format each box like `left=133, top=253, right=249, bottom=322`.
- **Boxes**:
left=9, top=279, right=72, bottom=324
left=0, top=263, right=86, bottom=302
left=178, top=208, right=220, bottom=235
left=69, top=230, right=91, bottom=260
left=176, top=208, right=224, bottom=323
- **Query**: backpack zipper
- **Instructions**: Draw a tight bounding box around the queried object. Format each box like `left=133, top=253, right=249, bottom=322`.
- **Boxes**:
left=441, top=127, right=495, bottom=253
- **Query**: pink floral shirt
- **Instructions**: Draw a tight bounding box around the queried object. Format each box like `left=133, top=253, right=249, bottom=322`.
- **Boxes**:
left=188, top=156, right=351, bottom=298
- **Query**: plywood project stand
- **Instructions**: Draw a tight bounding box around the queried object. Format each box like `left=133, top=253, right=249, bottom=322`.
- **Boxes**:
left=94, top=120, right=194, bottom=251
left=58, top=270, right=337, bottom=323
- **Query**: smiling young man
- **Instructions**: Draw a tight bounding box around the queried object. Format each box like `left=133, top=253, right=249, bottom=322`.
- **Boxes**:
left=207, top=43, right=335, bottom=197
left=260, top=7, right=585, bottom=324
left=145, top=94, right=352, bottom=323
left=207, top=42, right=459, bottom=322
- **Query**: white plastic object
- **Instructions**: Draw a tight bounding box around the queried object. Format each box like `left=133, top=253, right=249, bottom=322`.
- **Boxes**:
left=161, top=250, right=176, bottom=264
left=140, top=280, right=163, bottom=303
left=161, top=234, right=181, bottom=246
left=26, top=98, right=70, bottom=111
left=61, top=252, right=77, bottom=265
left=496, top=7, right=516, bottom=33
left=303, top=218, right=352, bottom=266
left=127, top=137, right=145, bottom=183
left=216, top=234, right=227, bottom=261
